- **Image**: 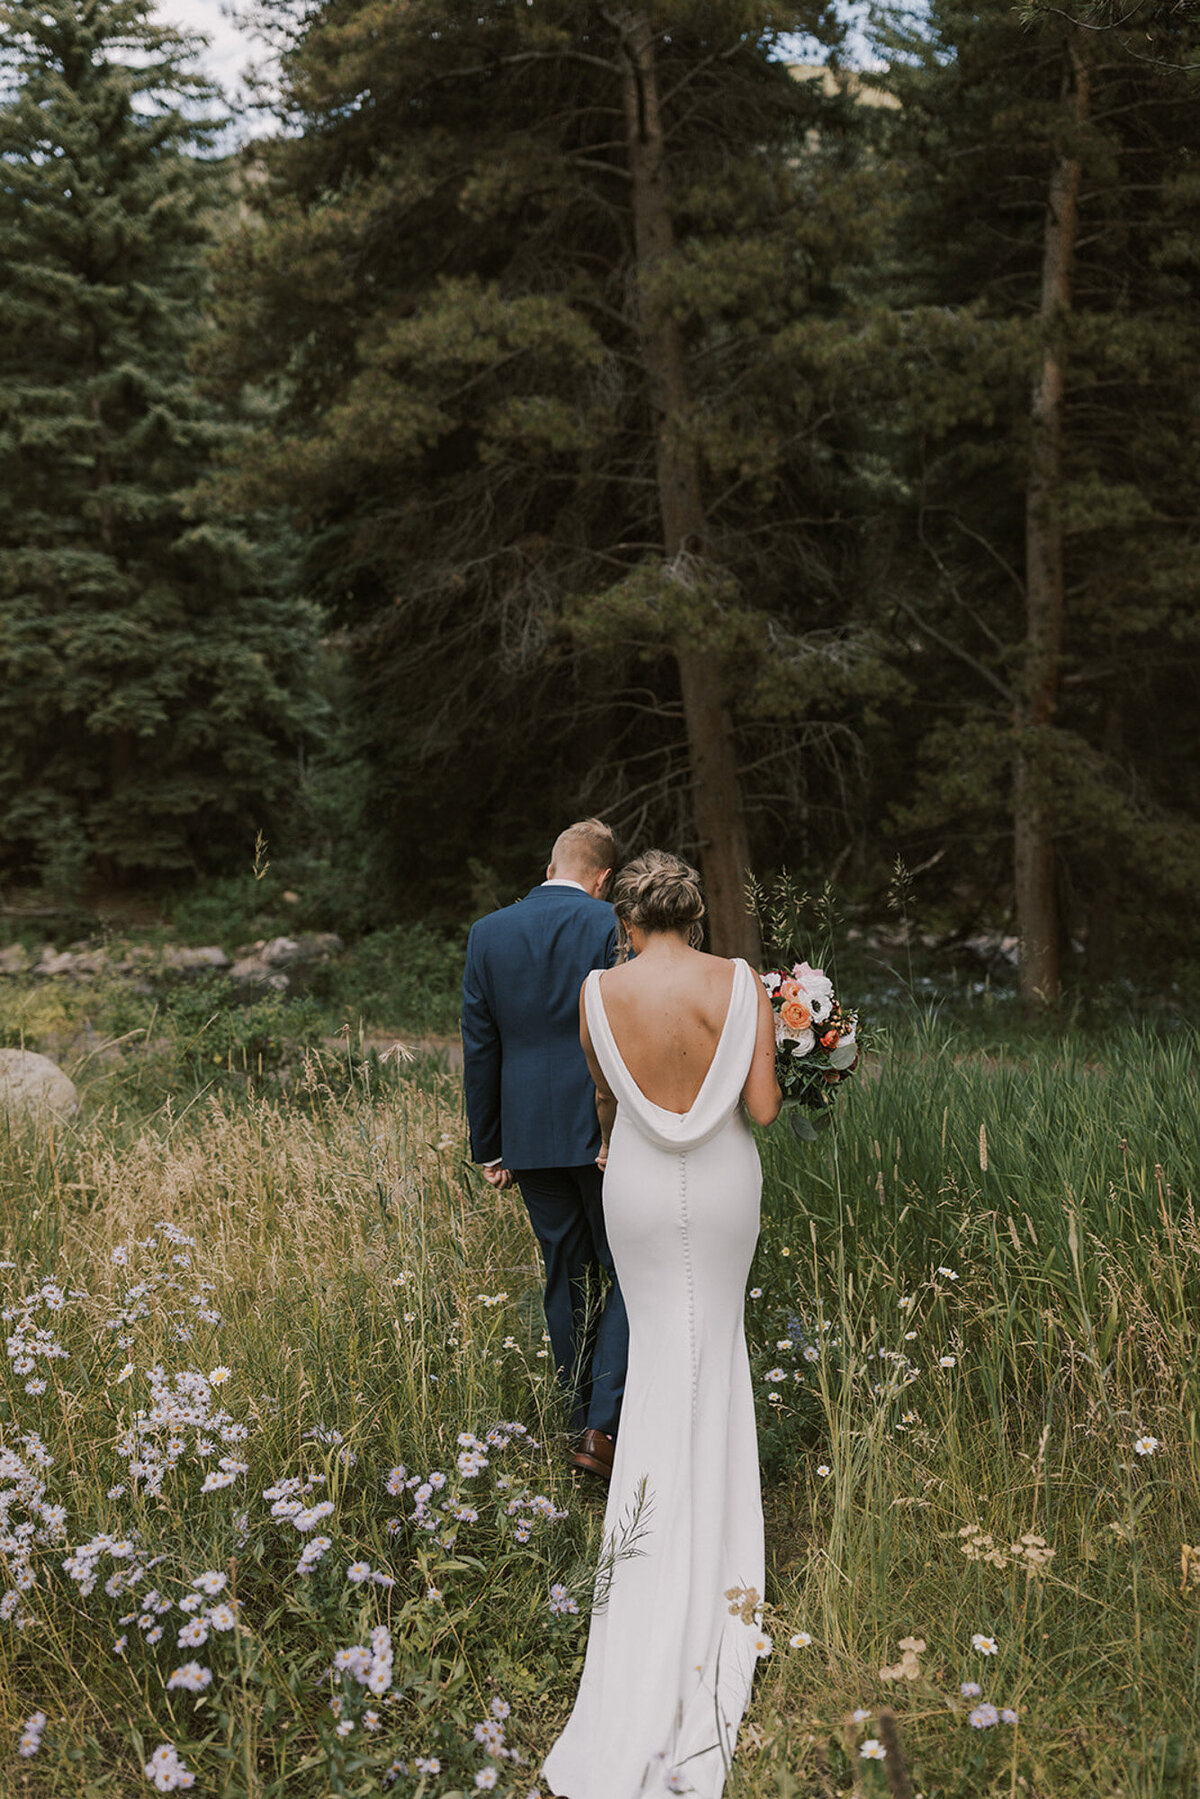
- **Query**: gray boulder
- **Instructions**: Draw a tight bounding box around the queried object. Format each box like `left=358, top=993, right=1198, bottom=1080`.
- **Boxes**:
left=0, top=944, right=29, bottom=976
left=34, top=948, right=83, bottom=978
left=262, top=933, right=343, bottom=968
left=162, top=946, right=230, bottom=972
left=0, top=1050, right=79, bottom=1122
left=261, top=936, right=303, bottom=968
left=229, top=933, right=344, bottom=991
left=229, top=964, right=291, bottom=992
left=33, top=946, right=107, bottom=979
left=229, top=950, right=285, bottom=988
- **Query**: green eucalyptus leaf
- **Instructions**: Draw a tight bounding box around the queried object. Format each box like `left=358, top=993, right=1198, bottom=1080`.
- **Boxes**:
left=789, top=1108, right=819, bottom=1142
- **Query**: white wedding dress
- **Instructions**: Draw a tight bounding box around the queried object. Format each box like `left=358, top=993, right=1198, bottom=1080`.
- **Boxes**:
left=543, top=957, right=765, bottom=1799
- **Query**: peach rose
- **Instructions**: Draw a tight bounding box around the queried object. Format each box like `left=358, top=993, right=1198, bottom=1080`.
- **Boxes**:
left=779, top=979, right=801, bottom=1001
left=820, top=1029, right=840, bottom=1050
left=780, top=998, right=812, bottom=1032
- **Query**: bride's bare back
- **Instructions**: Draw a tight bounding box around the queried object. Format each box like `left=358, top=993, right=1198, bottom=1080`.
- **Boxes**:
left=581, top=942, right=779, bottom=1125
left=598, top=949, right=736, bottom=1114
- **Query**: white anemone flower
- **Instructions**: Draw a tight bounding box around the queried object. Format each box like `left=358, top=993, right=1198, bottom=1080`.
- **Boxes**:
left=791, top=962, right=835, bottom=1022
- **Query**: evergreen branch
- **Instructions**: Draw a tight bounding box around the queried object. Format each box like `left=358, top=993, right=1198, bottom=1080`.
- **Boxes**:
left=566, top=153, right=632, bottom=182
left=590, top=752, right=695, bottom=818
left=560, top=137, right=633, bottom=153
left=421, top=47, right=622, bottom=89
left=575, top=294, right=640, bottom=339
left=705, top=416, right=840, bottom=516
left=1040, top=0, right=1147, bottom=28
left=940, top=515, right=1027, bottom=632
left=892, top=594, right=1013, bottom=703
left=916, top=500, right=1020, bottom=660
left=585, top=695, right=685, bottom=721
left=660, top=41, right=750, bottom=109
left=734, top=513, right=858, bottom=538
left=736, top=723, right=862, bottom=777
left=1031, top=6, right=1200, bottom=68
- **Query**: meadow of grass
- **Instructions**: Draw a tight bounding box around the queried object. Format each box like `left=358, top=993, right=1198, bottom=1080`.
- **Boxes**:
left=0, top=1004, right=1197, bottom=1797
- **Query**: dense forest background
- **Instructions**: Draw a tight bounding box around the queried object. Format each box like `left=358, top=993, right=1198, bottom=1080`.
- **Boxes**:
left=1, top=0, right=1198, bottom=1005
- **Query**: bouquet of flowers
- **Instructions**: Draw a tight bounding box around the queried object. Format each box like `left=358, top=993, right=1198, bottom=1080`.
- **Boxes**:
left=760, top=960, right=861, bottom=1139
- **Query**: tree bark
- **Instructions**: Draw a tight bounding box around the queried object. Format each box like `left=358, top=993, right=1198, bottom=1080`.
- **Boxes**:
left=1016, top=30, right=1090, bottom=1009
left=609, top=8, right=759, bottom=962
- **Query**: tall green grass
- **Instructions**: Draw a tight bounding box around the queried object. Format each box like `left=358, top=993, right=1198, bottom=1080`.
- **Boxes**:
left=0, top=1022, right=1197, bottom=1795
left=738, top=1019, right=1200, bottom=1796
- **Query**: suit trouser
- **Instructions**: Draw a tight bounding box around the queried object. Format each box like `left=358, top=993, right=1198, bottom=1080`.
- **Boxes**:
left=511, top=1164, right=628, bottom=1438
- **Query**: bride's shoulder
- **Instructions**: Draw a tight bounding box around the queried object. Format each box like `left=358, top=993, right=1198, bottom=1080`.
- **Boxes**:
left=694, top=950, right=741, bottom=976
left=687, top=953, right=743, bottom=1007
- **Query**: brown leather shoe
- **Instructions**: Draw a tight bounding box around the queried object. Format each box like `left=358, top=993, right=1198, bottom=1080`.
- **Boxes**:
left=571, top=1428, right=614, bottom=1480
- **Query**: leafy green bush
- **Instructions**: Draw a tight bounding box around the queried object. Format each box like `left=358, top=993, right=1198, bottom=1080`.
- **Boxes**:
left=311, top=925, right=467, bottom=1036
left=164, top=869, right=303, bottom=952
left=161, top=974, right=326, bottom=1082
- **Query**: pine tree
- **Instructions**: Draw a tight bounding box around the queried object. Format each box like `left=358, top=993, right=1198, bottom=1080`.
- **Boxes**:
left=0, top=0, right=322, bottom=887
left=202, top=0, right=889, bottom=943
left=871, top=0, right=1200, bottom=998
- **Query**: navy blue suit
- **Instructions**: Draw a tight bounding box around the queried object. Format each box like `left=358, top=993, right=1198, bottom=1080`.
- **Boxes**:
left=462, top=883, right=627, bottom=1435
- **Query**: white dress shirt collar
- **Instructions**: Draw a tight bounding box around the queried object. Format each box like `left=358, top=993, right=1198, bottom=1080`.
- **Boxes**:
left=542, top=878, right=589, bottom=893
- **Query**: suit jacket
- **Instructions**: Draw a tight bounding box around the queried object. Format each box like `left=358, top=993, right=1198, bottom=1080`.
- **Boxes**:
left=462, top=883, right=618, bottom=1169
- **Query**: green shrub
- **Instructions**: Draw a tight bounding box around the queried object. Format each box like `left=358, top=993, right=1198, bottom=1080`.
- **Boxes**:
left=312, top=925, right=466, bottom=1036
left=161, top=974, right=326, bottom=1082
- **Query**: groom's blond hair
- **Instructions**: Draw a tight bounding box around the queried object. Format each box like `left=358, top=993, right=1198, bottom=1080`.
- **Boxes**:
left=548, top=819, right=617, bottom=878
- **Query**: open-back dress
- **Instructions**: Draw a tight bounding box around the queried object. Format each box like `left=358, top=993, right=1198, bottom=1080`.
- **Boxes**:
left=542, top=956, right=766, bottom=1799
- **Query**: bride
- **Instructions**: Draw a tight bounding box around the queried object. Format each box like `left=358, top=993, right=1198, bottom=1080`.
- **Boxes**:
left=543, top=851, right=781, bottom=1799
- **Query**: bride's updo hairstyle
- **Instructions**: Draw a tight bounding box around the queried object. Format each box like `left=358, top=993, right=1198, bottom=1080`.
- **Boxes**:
left=612, top=850, right=706, bottom=959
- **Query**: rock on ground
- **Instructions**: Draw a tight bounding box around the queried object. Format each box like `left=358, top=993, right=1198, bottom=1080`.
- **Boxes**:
left=161, top=946, right=230, bottom=972
left=0, top=1050, right=79, bottom=1122
left=229, top=933, right=345, bottom=989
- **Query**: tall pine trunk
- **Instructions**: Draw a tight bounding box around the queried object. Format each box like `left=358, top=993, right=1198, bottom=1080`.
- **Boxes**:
left=611, top=9, right=759, bottom=962
left=1016, top=31, right=1089, bottom=1008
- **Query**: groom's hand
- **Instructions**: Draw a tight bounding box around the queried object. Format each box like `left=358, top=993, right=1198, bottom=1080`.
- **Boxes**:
left=482, top=1165, right=515, bottom=1190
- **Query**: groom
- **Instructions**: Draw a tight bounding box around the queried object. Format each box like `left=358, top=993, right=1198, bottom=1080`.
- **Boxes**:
left=461, top=819, right=628, bottom=1478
